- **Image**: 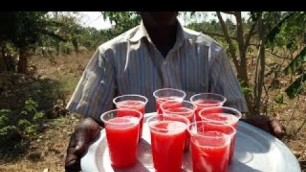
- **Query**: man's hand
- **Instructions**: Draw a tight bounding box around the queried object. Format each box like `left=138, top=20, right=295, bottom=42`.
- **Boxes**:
left=65, top=117, right=102, bottom=172
left=243, top=115, right=286, bottom=139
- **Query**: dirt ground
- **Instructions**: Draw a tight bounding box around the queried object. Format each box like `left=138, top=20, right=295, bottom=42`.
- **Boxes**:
left=0, top=52, right=305, bottom=172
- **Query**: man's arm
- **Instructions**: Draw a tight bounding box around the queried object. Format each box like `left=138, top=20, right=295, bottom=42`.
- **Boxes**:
left=65, top=48, right=117, bottom=172
left=66, top=48, right=117, bottom=120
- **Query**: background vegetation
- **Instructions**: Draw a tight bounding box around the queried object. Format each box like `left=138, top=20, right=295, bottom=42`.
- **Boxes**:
left=0, top=11, right=305, bottom=171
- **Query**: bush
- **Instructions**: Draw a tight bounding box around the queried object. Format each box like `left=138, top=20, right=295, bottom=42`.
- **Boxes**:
left=0, top=98, right=45, bottom=156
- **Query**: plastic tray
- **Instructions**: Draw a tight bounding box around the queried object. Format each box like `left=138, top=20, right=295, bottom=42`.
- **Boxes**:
left=81, top=113, right=301, bottom=172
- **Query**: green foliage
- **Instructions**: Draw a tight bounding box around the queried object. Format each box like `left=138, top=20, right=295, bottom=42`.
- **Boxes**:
left=283, top=47, right=306, bottom=75
left=266, top=12, right=305, bottom=50
left=36, top=13, right=107, bottom=55
left=238, top=78, right=253, bottom=96
left=254, top=12, right=306, bottom=100
left=274, top=92, right=284, bottom=104
left=0, top=98, right=45, bottom=155
left=186, top=12, right=305, bottom=114
left=0, top=70, right=66, bottom=157
left=265, top=12, right=306, bottom=99
left=0, top=72, right=64, bottom=119
left=0, top=12, right=67, bottom=73
left=102, top=12, right=141, bottom=38
left=285, top=72, right=306, bottom=99
left=241, top=86, right=253, bottom=96
left=0, top=12, right=53, bottom=48
left=265, top=12, right=294, bottom=45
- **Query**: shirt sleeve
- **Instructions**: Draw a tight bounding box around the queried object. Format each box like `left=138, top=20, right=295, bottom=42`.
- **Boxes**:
left=209, top=48, right=249, bottom=113
left=66, top=48, right=117, bottom=121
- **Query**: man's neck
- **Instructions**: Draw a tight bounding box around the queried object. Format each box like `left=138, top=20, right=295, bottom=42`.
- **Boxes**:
left=144, top=21, right=178, bottom=57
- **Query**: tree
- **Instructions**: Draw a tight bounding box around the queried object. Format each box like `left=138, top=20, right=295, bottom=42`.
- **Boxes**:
left=270, top=12, right=306, bottom=99
left=0, top=12, right=64, bottom=73
left=185, top=11, right=305, bottom=116
left=101, top=12, right=141, bottom=39
left=216, top=11, right=306, bottom=115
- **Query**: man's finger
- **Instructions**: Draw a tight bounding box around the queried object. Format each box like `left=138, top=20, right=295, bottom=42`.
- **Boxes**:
left=65, top=156, right=81, bottom=172
left=65, top=133, right=87, bottom=172
left=269, top=119, right=286, bottom=139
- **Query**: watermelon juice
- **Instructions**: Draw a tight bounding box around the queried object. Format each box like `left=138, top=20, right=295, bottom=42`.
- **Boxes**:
left=148, top=116, right=188, bottom=172
left=199, top=106, right=242, bottom=164
left=190, top=131, right=230, bottom=172
left=190, top=93, right=226, bottom=122
left=103, top=116, right=140, bottom=168
left=201, top=113, right=239, bottom=164
left=160, top=100, right=196, bottom=151
left=101, top=109, right=142, bottom=168
left=115, top=100, right=146, bottom=141
left=153, top=88, right=186, bottom=114
left=155, top=96, right=183, bottom=115
left=192, top=99, right=223, bottom=121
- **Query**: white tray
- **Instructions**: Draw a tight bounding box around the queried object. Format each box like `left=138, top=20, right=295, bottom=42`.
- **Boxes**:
left=81, top=113, right=301, bottom=172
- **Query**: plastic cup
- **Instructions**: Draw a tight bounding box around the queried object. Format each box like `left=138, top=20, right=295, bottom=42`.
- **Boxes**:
left=101, top=109, right=142, bottom=168
left=147, top=114, right=189, bottom=172
left=160, top=100, right=196, bottom=151
left=113, top=94, right=148, bottom=141
left=153, top=88, right=186, bottom=115
left=187, top=121, right=232, bottom=172
left=199, top=106, right=242, bottom=164
left=190, top=93, right=226, bottom=122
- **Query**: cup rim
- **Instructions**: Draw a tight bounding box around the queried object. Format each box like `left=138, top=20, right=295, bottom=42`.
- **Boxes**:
left=201, top=121, right=237, bottom=137
left=100, top=108, right=142, bottom=126
left=153, top=88, right=187, bottom=99
left=160, top=100, right=197, bottom=114
left=113, top=94, right=148, bottom=105
left=189, top=92, right=227, bottom=105
left=187, top=121, right=235, bottom=147
left=146, top=114, right=189, bottom=133
left=198, top=106, right=242, bottom=122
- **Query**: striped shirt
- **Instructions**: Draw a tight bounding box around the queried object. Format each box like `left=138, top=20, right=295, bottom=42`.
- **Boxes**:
left=66, top=20, right=248, bottom=121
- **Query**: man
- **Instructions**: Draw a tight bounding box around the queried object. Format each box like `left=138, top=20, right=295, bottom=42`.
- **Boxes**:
left=65, top=12, right=285, bottom=172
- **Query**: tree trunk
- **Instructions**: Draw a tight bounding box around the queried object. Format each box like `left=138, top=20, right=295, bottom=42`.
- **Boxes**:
left=0, top=47, right=6, bottom=72
left=254, top=16, right=266, bottom=115
left=217, top=11, right=255, bottom=116
left=17, top=47, right=28, bottom=74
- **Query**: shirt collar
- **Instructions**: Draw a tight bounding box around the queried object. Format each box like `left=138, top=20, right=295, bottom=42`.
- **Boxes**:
left=129, top=21, right=151, bottom=42
left=129, top=20, right=194, bottom=45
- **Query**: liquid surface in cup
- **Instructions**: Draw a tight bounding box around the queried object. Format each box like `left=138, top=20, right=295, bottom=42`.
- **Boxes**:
left=193, top=99, right=222, bottom=121
left=116, top=100, right=146, bottom=114
left=105, top=116, right=140, bottom=168
left=156, top=96, right=182, bottom=114
left=202, top=113, right=239, bottom=164
left=203, top=113, right=238, bottom=127
left=190, top=131, right=229, bottom=172
left=150, top=120, right=186, bottom=172
left=116, top=100, right=145, bottom=141
left=163, top=106, right=193, bottom=151
left=164, top=107, right=194, bottom=121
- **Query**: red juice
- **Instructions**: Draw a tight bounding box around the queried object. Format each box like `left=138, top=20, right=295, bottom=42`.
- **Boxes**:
left=150, top=121, right=186, bottom=172
left=164, top=107, right=194, bottom=122
left=203, top=113, right=239, bottom=164
left=163, top=106, right=194, bottom=151
left=116, top=100, right=145, bottom=141
left=156, top=96, right=182, bottom=114
left=105, top=116, right=140, bottom=168
left=190, top=131, right=230, bottom=172
left=193, top=99, right=222, bottom=121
